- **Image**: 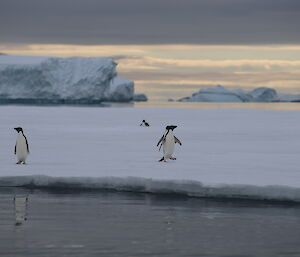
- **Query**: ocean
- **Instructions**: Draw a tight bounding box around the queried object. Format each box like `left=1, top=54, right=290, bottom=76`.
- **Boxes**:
left=1, top=188, right=300, bottom=257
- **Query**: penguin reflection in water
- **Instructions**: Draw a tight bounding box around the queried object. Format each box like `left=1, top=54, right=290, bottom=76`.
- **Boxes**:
left=14, top=127, right=30, bottom=164
left=157, top=125, right=182, bottom=162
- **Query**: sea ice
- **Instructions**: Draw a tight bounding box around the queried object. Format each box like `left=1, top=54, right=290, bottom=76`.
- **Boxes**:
left=1, top=106, right=300, bottom=202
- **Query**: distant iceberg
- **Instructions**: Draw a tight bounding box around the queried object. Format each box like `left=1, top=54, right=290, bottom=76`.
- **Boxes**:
left=133, top=93, right=148, bottom=102
left=0, top=55, right=138, bottom=104
left=178, top=85, right=300, bottom=103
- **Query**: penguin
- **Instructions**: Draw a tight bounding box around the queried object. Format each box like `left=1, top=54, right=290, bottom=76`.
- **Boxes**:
left=14, top=127, right=29, bottom=164
left=140, top=120, right=150, bottom=127
left=157, top=125, right=182, bottom=162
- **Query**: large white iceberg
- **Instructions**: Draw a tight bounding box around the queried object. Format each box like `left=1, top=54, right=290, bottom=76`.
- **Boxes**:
left=0, top=55, right=134, bottom=103
left=179, top=85, right=300, bottom=102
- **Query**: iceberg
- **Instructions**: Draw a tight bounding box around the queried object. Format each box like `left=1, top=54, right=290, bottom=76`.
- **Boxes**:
left=249, top=87, right=278, bottom=102
left=179, top=85, right=300, bottom=102
left=0, top=55, right=135, bottom=103
left=179, top=85, right=248, bottom=102
left=133, top=93, right=148, bottom=102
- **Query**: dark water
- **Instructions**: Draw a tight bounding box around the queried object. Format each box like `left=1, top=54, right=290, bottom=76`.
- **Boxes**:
left=2, top=101, right=300, bottom=111
left=1, top=188, right=300, bottom=257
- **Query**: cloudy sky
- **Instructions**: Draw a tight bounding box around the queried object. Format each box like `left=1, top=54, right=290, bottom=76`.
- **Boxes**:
left=1, top=0, right=300, bottom=100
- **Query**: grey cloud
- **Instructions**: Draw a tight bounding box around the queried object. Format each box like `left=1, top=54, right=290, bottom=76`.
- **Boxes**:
left=0, top=0, right=299, bottom=45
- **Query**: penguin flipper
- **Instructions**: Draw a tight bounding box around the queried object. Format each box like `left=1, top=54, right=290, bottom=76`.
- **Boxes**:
left=174, top=136, right=182, bottom=145
left=24, top=136, right=30, bottom=153
left=14, top=144, right=16, bottom=155
left=157, top=135, right=164, bottom=147
left=158, top=142, right=164, bottom=152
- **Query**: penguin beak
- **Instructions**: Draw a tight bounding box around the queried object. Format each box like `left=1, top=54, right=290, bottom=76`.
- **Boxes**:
left=14, top=127, right=18, bottom=131
left=171, top=125, right=177, bottom=130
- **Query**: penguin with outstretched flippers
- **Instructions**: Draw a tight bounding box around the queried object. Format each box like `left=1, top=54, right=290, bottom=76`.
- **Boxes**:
left=157, top=125, right=182, bottom=162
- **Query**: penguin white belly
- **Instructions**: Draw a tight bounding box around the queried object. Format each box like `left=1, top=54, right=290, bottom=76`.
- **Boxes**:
left=163, top=133, right=175, bottom=159
left=16, top=135, right=28, bottom=162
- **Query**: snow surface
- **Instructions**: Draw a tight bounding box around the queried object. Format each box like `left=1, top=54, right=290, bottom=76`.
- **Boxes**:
left=1, top=106, right=300, bottom=202
left=0, top=56, right=134, bottom=102
left=180, top=85, right=300, bottom=102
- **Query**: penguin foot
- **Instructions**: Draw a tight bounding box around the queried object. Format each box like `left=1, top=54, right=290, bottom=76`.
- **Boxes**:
left=158, top=157, right=165, bottom=162
left=22, top=161, right=26, bottom=165
left=170, top=157, right=177, bottom=160
left=16, top=161, right=22, bottom=165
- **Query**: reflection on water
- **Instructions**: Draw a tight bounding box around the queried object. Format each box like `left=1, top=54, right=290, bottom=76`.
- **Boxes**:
left=135, top=101, right=300, bottom=110
left=1, top=188, right=300, bottom=257
left=0, top=100, right=135, bottom=108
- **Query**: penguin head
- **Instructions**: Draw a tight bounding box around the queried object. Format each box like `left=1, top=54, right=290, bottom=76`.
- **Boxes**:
left=166, top=125, right=177, bottom=131
left=14, top=127, right=23, bottom=133
left=142, top=120, right=145, bottom=122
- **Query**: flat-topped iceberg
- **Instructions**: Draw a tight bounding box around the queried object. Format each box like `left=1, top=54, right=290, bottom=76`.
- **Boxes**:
left=0, top=55, right=135, bottom=103
left=179, top=85, right=300, bottom=103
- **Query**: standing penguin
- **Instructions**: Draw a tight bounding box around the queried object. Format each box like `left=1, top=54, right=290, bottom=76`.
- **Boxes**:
left=157, top=125, right=182, bottom=162
left=14, top=127, right=29, bottom=164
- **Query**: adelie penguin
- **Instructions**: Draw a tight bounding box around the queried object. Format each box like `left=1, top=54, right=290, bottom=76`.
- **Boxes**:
left=157, top=125, right=182, bottom=162
left=14, top=127, right=30, bottom=164
left=140, top=120, right=150, bottom=127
